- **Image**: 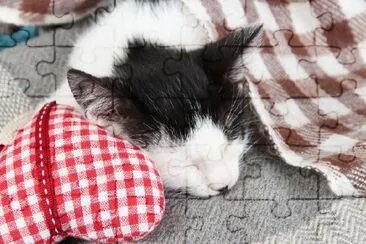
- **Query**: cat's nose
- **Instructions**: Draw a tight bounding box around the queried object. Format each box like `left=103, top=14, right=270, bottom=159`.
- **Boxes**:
left=209, top=183, right=229, bottom=192
left=218, top=186, right=229, bottom=193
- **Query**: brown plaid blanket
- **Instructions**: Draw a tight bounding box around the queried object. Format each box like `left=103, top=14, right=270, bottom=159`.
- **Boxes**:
left=183, top=0, right=366, bottom=196
left=1, top=0, right=366, bottom=196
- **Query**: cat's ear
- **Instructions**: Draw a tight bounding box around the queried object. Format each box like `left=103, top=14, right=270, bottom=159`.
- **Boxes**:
left=197, top=23, right=263, bottom=83
left=67, top=68, right=138, bottom=121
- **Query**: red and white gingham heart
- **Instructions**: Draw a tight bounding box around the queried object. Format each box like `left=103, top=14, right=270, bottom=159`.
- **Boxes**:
left=0, top=102, right=165, bottom=243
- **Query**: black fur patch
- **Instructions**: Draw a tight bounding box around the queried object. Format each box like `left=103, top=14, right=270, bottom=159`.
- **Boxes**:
left=68, top=26, right=262, bottom=147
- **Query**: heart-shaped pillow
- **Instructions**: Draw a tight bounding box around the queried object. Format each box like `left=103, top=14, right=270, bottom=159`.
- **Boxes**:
left=0, top=102, right=165, bottom=243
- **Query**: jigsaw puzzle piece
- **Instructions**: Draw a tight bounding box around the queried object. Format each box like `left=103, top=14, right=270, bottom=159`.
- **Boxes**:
left=282, top=0, right=332, bottom=48
left=312, top=2, right=366, bottom=65
left=226, top=145, right=319, bottom=216
left=242, top=0, right=282, bottom=48
left=0, top=67, right=33, bottom=127
left=37, top=43, right=113, bottom=97
left=163, top=48, right=185, bottom=75
left=318, top=175, right=343, bottom=202
left=25, top=28, right=55, bottom=48
left=0, top=37, right=57, bottom=99
left=350, top=47, right=366, bottom=77
left=226, top=199, right=320, bottom=243
left=318, top=144, right=356, bottom=172
left=249, top=30, right=319, bottom=97
left=53, top=0, right=118, bottom=49
left=49, top=0, right=110, bottom=33
left=220, top=0, right=247, bottom=32
left=0, top=69, right=30, bottom=99
left=35, top=47, right=66, bottom=96
left=251, top=2, right=355, bottom=100
left=298, top=49, right=366, bottom=107
left=185, top=196, right=247, bottom=243
left=261, top=197, right=366, bottom=243
left=182, top=0, right=247, bottom=43
left=256, top=30, right=342, bottom=100
left=162, top=49, right=193, bottom=92
left=268, top=97, right=343, bottom=169
left=55, top=17, right=119, bottom=48
left=275, top=199, right=327, bottom=221
left=268, top=96, right=336, bottom=149
left=224, top=161, right=261, bottom=200
left=318, top=141, right=366, bottom=197
left=299, top=47, right=366, bottom=118
left=270, top=29, right=316, bottom=56
left=25, top=0, right=109, bottom=47
left=137, top=199, right=188, bottom=243
left=274, top=126, right=317, bottom=156
left=223, top=142, right=327, bottom=221
left=244, top=0, right=326, bottom=48
left=177, top=1, right=207, bottom=47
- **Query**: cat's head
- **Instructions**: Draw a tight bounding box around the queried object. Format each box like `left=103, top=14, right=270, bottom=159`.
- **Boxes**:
left=67, top=25, right=263, bottom=197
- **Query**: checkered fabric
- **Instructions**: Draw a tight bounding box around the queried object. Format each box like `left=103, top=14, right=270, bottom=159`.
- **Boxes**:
left=181, top=0, right=366, bottom=196
left=0, top=102, right=165, bottom=243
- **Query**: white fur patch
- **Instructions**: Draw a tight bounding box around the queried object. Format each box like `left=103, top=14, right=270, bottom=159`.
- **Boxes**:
left=145, top=118, right=248, bottom=196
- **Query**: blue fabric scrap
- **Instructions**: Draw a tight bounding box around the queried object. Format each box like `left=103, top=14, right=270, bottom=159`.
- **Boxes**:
left=0, top=26, right=39, bottom=51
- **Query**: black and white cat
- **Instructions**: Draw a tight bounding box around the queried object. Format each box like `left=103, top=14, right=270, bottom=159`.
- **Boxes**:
left=44, top=0, right=263, bottom=197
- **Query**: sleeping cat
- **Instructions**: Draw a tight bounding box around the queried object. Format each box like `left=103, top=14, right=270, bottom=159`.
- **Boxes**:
left=43, top=0, right=263, bottom=197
